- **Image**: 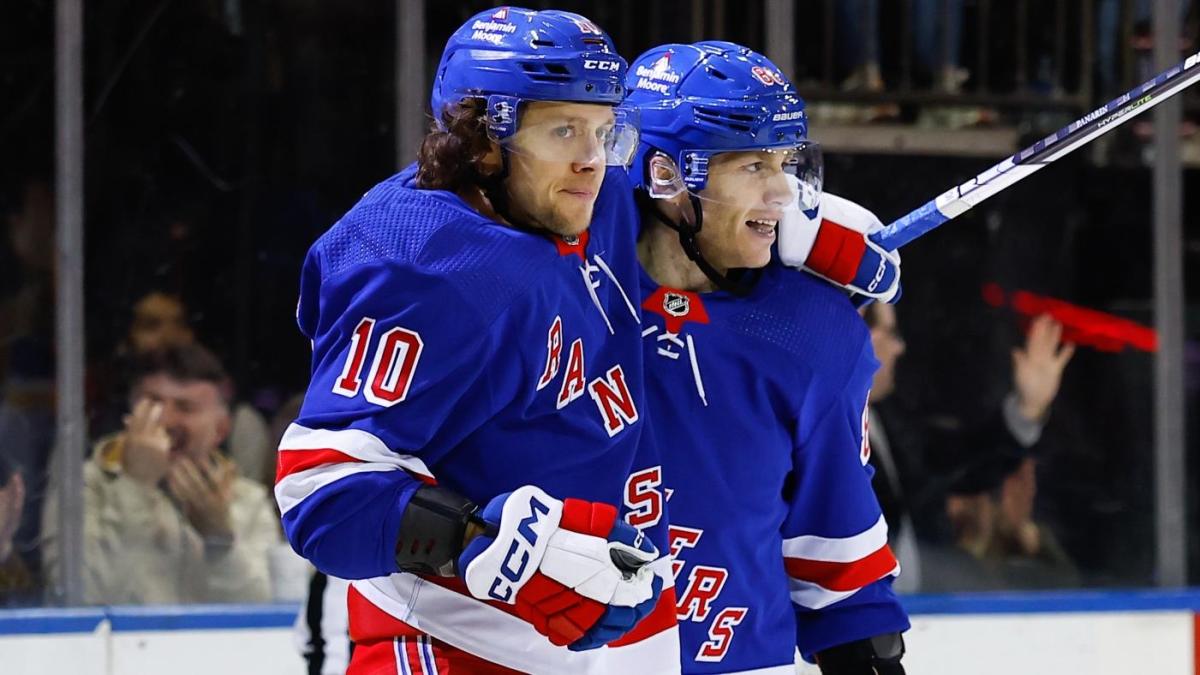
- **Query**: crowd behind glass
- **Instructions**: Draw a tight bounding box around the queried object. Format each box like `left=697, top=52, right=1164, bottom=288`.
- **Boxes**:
left=1, top=0, right=1197, bottom=609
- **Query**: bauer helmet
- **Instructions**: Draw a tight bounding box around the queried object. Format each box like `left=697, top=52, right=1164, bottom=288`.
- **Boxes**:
left=625, top=41, right=823, bottom=294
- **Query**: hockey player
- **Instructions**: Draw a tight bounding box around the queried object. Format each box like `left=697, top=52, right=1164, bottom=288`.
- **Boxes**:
left=626, top=42, right=910, bottom=674
left=274, top=9, right=680, bottom=673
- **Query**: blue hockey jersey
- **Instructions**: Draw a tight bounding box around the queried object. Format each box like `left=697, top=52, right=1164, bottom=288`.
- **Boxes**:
left=275, top=165, right=679, bottom=673
left=640, top=263, right=910, bottom=674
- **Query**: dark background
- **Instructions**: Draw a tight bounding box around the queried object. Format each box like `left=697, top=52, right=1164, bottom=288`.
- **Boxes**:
left=3, top=0, right=1198, bottom=588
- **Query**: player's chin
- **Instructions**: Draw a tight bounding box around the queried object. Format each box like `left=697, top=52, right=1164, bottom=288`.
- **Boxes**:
left=550, top=205, right=593, bottom=237
left=735, top=238, right=774, bottom=269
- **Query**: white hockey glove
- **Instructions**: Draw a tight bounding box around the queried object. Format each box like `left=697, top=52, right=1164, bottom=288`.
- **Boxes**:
left=778, top=181, right=902, bottom=304
left=458, top=485, right=663, bottom=651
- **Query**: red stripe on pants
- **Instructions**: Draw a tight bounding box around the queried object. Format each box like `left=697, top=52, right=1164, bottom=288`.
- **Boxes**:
left=348, top=636, right=518, bottom=675
left=347, top=586, right=521, bottom=674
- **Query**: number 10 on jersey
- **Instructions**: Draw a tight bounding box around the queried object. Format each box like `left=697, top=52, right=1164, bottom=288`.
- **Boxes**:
left=333, top=317, right=425, bottom=407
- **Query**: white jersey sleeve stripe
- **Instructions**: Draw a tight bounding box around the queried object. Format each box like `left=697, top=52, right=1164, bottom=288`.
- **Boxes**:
left=780, top=514, right=889, bottom=563
left=788, top=562, right=900, bottom=610
left=276, top=463, right=400, bottom=515
left=278, top=423, right=434, bottom=478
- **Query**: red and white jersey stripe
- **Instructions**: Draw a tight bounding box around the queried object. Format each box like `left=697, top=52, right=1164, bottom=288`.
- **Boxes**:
left=275, top=423, right=435, bottom=515
left=781, top=515, right=900, bottom=610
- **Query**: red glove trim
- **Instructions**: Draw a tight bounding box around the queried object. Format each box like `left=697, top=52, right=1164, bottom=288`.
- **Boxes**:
left=559, top=499, right=618, bottom=538
left=808, top=219, right=868, bottom=285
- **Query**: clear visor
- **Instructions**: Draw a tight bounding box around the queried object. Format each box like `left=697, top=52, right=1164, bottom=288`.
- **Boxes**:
left=647, top=142, right=823, bottom=214
left=498, top=109, right=639, bottom=168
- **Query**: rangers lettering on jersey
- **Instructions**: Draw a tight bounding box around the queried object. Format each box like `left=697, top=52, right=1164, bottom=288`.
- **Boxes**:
left=277, top=165, right=678, bottom=673
left=536, top=316, right=564, bottom=391
left=624, top=467, right=664, bottom=529
left=696, top=608, right=748, bottom=662
left=557, top=338, right=587, bottom=409
left=639, top=266, right=908, bottom=672
left=670, top=522, right=746, bottom=664
left=588, top=365, right=640, bottom=436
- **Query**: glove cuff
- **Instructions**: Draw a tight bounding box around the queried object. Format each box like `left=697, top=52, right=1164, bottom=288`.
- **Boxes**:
left=395, top=485, right=483, bottom=577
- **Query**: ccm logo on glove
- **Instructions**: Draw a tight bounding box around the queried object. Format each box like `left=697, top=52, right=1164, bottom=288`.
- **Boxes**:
left=459, top=485, right=664, bottom=650
left=490, top=495, right=553, bottom=601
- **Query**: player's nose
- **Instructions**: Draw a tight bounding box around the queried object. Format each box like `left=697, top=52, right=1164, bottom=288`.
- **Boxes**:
left=763, top=172, right=792, bottom=207
left=571, top=137, right=605, bottom=172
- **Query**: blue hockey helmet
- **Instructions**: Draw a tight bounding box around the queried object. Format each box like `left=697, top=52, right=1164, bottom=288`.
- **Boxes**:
left=625, top=41, right=821, bottom=207
left=430, top=7, right=637, bottom=166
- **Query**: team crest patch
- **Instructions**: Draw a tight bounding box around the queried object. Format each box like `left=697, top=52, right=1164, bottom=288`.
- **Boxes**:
left=663, top=292, right=690, bottom=317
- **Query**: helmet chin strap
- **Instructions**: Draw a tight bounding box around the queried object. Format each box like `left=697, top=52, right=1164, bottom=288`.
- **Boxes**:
left=636, top=189, right=760, bottom=297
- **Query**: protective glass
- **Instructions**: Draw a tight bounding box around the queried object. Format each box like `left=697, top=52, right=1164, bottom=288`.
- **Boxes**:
left=498, top=106, right=639, bottom=168
left=647, top=142, right=824, bottom=214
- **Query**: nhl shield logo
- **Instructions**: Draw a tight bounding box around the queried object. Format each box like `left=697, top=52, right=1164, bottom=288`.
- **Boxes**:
left=562, top=234, right=580, bottom=246
left=663, top=292, right=690, bottom=317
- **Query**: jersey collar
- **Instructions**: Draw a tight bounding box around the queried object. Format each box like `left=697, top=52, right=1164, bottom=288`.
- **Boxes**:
left=554, top=231, right=590, bottom=260
left=642, top=285, right=710, bottom=334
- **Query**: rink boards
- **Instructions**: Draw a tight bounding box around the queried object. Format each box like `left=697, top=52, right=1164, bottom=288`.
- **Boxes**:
left=3, top=590, right=1199, bottom=674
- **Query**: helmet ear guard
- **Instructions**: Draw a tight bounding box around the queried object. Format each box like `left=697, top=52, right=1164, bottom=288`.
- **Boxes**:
left=645, top=151, right=687, bottom=201
left=486, top=95, right=521, bottom=140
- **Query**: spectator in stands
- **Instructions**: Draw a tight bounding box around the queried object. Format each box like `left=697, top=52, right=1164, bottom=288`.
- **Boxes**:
left=89, top=288, right=274, bottom=487
left=0, top=454, right=35, bottom=604
left=836, top=0, right=885, bottom=92
left=43, top=343, right=280, bottom=604
left=837, top=0, right=966, bottom=92
left=0, top=174, right=56, bottom=590
left=863, top=304, right=1075, bottom=592
left=125, top=289, right=196, bottom=355
left=914, top=0, right=967, bottom=93
left=942, top=457, right=1080, bottom=589
left=1096, top=0, right=1192, bottom=98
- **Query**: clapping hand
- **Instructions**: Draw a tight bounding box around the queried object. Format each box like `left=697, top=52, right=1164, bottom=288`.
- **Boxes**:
left=167, top=455, right=236, bottom=541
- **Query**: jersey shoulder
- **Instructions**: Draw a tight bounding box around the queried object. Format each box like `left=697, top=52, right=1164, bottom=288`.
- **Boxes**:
left=725, top=264, right=874, bottom=380
left=311, top=172, right=558, bottom=324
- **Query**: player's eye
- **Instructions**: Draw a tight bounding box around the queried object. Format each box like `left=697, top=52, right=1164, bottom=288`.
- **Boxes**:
left=552, top=125, right=576, bottom=139
left=743, top=161, right=764, bottom=173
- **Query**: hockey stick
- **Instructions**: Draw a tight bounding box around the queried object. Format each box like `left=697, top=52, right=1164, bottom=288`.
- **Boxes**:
left=871, top=50, right=1200, bottom=252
